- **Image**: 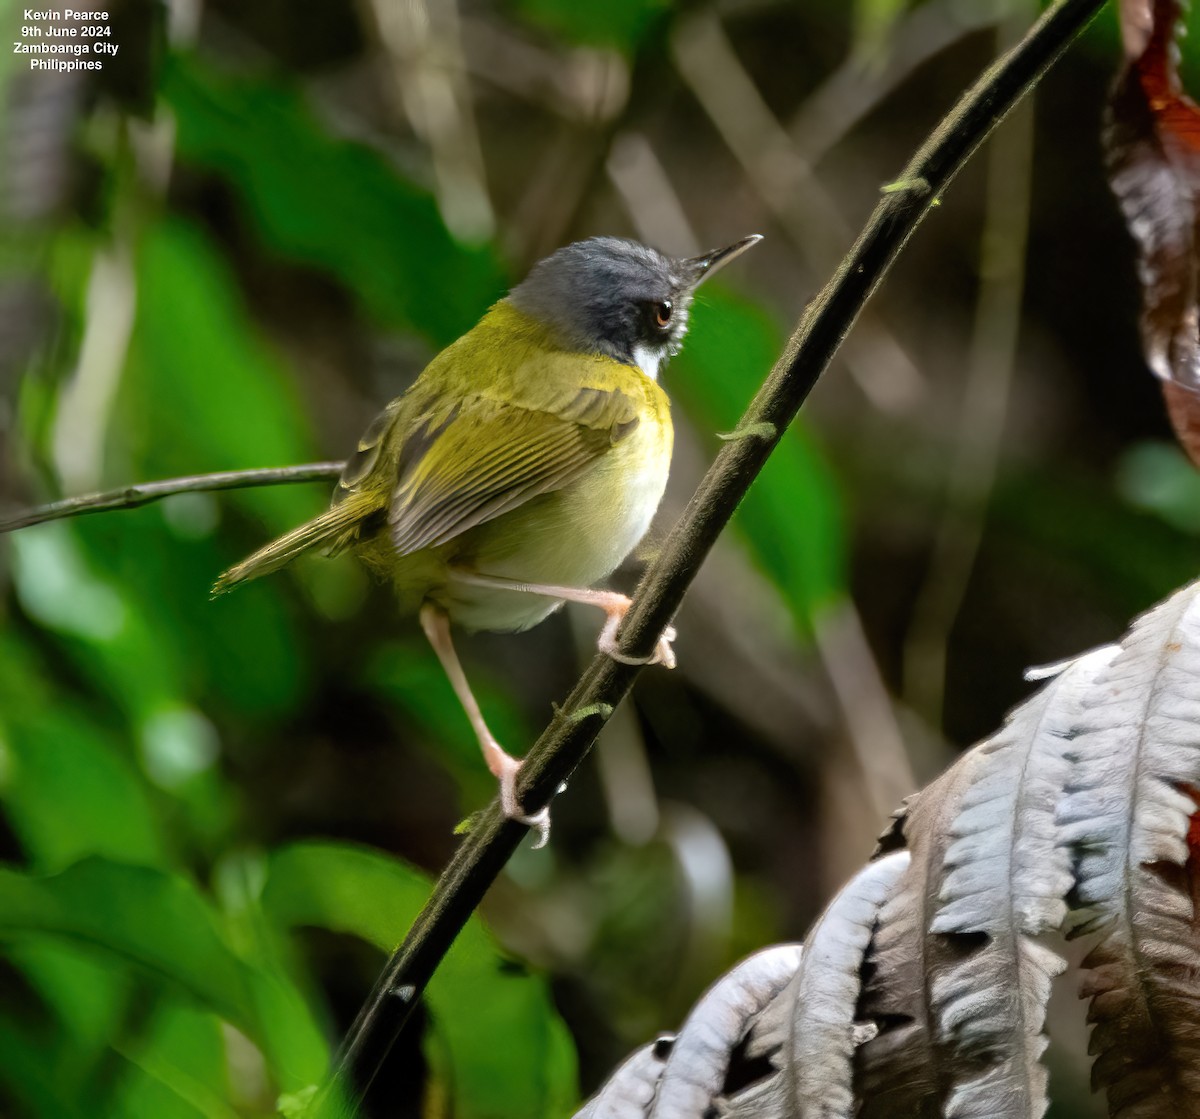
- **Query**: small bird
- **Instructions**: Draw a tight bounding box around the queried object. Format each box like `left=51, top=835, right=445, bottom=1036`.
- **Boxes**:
left=214, top=233, right=761, bottom=842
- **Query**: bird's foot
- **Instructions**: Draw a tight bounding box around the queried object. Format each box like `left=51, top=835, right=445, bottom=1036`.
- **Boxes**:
left=597, top=596, right=677, bottom=669
left=488, top=744, right=551, bottom=849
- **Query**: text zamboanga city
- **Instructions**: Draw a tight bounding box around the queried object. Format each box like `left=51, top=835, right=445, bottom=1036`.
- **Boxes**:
left=14, top=8, right=116, bottom=70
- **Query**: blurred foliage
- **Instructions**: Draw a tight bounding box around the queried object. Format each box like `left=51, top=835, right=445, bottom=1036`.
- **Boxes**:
left=0, top=0, right=1194, bottom=1118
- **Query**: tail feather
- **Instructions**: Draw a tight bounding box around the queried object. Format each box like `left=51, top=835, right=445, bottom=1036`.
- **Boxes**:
left=212, top=496, right=377, bottom=596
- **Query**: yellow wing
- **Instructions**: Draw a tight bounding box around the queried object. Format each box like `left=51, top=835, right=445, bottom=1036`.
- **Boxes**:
left=388, top=386, right=641, bottom=556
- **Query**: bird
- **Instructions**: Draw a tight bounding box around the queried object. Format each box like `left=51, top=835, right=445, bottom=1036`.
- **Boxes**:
left=213, top=233, right=762, bottom=844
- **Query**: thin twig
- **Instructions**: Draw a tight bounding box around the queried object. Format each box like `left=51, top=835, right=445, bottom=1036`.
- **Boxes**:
left=319, top=0, right=1105, bottom=1113
left=0, top=463, right=346, bottom=534
left=903, top=4, right=1038, bottom=724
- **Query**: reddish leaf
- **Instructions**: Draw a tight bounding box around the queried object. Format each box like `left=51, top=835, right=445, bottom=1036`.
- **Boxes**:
left=1107, top=0, right=1200, bottom=464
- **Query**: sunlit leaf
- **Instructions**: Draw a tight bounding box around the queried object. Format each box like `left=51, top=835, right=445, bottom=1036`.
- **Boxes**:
left=0, top=858, right=250, bottom=1020
left=6, top=940, right=128, bottom=1072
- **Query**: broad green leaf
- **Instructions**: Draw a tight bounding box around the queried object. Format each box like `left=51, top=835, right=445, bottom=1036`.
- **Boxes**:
left=0, top=858, right=327, bottom=1089
left=0, top=633, right=166, bottom=870
left=0, top=858, right=252, bottom=1024
left=262, top=841, right=578, bottom=1119
left=0, top=1010, right=91, bottom=1119
left=7, top=940, right=129, bottom=1073
left=672, top=288, right=846, bottom=632
left=115, top=218, right=316, bottom=715
left=8, top=521, right=187, bottom=718
left=0, top=707, right=165, bottom=871
left=73, top=506, right=310, bottom=721
left=112, top=1002, right=238, bottom=1119
left=122, top=218, right=319, bottom=529
left=162, top=57, right=505, bottom=344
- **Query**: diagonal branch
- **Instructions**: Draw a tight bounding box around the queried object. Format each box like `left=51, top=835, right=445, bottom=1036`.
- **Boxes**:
left=320, top=0, right=1107, bottom=1113
left=0, top=462, right=346, bottom=534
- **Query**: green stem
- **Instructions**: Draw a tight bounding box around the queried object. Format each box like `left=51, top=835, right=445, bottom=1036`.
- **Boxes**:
left=323, top=0, right=1108, bottom=1113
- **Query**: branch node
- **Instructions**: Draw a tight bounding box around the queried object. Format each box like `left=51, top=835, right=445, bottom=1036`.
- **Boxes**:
left=716, top=420, right=776, bottom=443
left=453, top=812, right=483, bottom=836
left=880, top=175, right=932, bottom=195
left=565, top=702, right=614, bottom=723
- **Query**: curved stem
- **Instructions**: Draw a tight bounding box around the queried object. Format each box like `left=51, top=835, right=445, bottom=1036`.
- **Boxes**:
left=320, top=0, right=1107, bottom=1113
left=0, top=463, right=346, bottom=534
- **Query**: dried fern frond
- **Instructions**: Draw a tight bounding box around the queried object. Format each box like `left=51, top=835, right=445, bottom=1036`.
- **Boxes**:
left=854, top=754, right=976, bottom=1119
left=787, top=850, right=908, bottom=1118
left=724, top=852, right=908, bottom=1119
left=571, top=945, right=802, bottom=1119
left=929, top=647, right=1116, bottom=1119
left=579, top=580, right=1200, bottom=1119
left=574, top=1043, right=669, bottom=1119
left=1057, top=584, right=1200, bottom=1118
left=645, top=944, right=802, bottom=1119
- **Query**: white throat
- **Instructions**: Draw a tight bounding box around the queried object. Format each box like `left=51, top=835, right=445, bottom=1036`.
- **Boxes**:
left=633, top=343, right=662, bottom=381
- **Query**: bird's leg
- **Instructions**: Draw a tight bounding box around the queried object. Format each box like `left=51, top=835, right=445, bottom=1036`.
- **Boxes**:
left=418, top=602, right=551, bottom=847
left=447, top=570, right=677, bottom=669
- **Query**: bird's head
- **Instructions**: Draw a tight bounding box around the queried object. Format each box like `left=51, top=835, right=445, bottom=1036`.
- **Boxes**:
left=508, top=234, right=762, bottom=380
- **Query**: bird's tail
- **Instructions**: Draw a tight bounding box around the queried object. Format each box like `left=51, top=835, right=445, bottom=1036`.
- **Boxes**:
left=212, top=495, right=377, bottom=596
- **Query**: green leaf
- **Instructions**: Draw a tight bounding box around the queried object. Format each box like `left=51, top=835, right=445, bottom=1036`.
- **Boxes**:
left=163, top=56, right=506, bottom=343
left=0, top=858, right=328, bottom=1090
left=112, top=1001, right=238, bottom=1119
left=672, top=288, right=846, bottom=632
left=0, top=633, right=166, bottom=871
left=72, top=506, right=311, bottom=722
left=8, top=521, right=187, bottom=717
left=0, top=858, right=253, bottom=1023
left=115, top=217, right=317, bottom=716
left=122, top=218, right=319, bottom=529
left=7, top=940, right=129, bottom=1071
left=262, top=841, right=578, bottom=1119
left=0, top=1009, right=92, bottom=1119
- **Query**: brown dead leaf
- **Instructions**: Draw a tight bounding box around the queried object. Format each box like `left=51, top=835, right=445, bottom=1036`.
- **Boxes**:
left=1107, top=0, right=1200, bottom=464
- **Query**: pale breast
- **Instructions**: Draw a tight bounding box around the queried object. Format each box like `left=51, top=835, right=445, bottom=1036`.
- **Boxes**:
left=436, top=407, right=673, bottom=633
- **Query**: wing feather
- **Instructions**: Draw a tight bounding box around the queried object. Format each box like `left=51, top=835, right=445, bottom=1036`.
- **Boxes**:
left=389, top=390, right=637, bottom=555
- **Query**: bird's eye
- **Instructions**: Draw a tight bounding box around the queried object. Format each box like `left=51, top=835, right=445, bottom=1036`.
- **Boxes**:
left=652, top=300, right=672, bottom=330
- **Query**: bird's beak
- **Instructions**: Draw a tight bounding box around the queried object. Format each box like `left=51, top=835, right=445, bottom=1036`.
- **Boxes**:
left=679, top=234, right=763, bottom=289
